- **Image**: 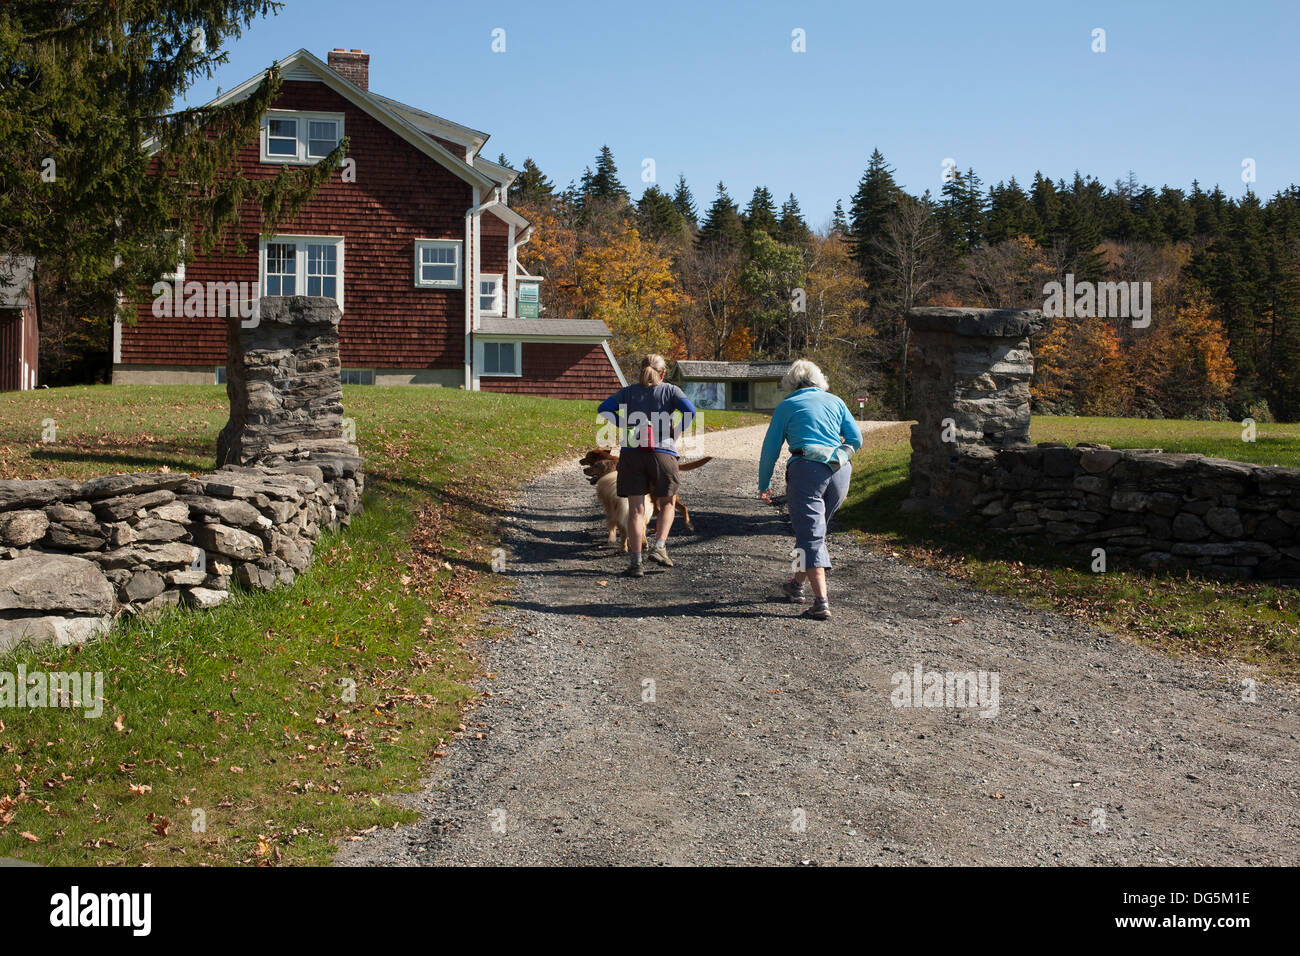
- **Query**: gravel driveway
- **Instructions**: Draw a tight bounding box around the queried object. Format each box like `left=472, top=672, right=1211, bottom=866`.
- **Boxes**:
left=338, top=425, right=1299, bottom=866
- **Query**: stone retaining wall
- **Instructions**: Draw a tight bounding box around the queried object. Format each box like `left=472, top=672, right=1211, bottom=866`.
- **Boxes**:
left=971, top=443, right=1300, bottom=584
left=904, top=306, right=1300, bottom=586
left=0, top=296, right=365, bottom=654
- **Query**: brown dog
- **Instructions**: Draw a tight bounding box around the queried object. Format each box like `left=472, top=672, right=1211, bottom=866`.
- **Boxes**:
left=579, top=448, right=712, bottom=550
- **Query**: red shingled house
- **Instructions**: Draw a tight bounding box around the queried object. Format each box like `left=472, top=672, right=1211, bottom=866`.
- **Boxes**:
left=0, top=255, right=39, bottom=392
left=116, top=48, right=624, bottom=399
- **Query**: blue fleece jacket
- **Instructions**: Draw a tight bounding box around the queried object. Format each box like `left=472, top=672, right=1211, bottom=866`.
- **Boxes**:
left=597, top=383, right=697, bottom=456
left=758, top=387, right=863, bottom=491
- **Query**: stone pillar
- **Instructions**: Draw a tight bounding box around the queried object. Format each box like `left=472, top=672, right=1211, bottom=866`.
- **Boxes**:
left=902, top=306, right=1042, bottom=517
left=217, top=296, right=351, bottom=467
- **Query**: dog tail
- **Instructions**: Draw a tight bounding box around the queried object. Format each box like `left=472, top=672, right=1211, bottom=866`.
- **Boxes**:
left=677, top=456, right=713, bottom=472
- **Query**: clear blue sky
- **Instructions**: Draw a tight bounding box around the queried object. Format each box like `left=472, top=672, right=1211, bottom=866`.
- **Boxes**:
left=186, top=0, right=1300, bottom=227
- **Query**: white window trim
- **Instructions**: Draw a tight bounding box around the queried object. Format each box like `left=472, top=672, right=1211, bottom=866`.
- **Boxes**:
left=476, top=338, right=521, bottom=378
left=414, top=238, right=463, bottom=289
left=259, top=235, right=345, bottom=311
left=260, top=110, right=345, bottom=165
left=479, top=273, right=503, bottom=317
left=340, top=368, right=375, bottom=386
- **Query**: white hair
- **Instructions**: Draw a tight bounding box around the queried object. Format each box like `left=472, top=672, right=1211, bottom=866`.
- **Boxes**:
left=781, top=359, right=829, bottom=392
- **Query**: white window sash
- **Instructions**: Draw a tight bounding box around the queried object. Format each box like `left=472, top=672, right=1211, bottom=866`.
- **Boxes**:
left=479, top=273, right=503, bottom=316
left=260, top=110, right=345, bottom=164
left=414, top=239, right=463, bottom=289
left=260, top=236, right=345, bottom=311
left=477, top=340, right=521, bottom=377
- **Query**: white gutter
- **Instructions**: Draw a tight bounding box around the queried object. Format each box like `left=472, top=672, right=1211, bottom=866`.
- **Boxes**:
left=463, top=187, right=502, bottom=390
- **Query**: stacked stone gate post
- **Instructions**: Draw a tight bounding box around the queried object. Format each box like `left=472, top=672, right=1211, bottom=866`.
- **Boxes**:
left=902, top=307, right=1041, bottom=517
left=0, top=295, right=366, bottom=652
left=900, top=305, right=1300, bottom=585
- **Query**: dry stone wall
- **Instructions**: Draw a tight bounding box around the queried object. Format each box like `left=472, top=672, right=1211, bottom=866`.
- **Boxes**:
left=903, top=306, right=1300, bottom=586
left=0, top=296, right=364, bottom=654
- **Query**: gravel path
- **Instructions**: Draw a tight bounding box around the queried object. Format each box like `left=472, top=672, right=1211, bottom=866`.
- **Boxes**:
left=338, top=425, right=1299, bottom=866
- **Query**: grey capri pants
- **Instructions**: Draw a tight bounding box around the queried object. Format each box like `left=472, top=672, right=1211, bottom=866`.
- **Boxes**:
left=785, top=456, right=852, bottom=569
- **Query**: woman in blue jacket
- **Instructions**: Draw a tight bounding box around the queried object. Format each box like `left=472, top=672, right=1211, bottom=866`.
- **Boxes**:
left=758, top=360, right=863, bottom=620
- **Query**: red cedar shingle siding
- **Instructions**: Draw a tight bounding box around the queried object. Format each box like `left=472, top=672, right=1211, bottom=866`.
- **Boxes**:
left=123, top=80, right=473, bottom=371
left=481, top=233, right=508, bottom=276
left=1, top=286, right=37, bottom=392
left=478, top=343, right=622, bottom=401
left=0, top=312, right=22, bottom=391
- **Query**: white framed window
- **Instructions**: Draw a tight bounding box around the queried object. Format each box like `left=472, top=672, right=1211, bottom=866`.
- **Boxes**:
left=340, top=369, right=374, bottom=385
left=260, top=236, right=344, bottom=310
left=260, top=111, right=344, bottom=164
left=414, top=239, right=462, bottom=288
left=479, top=274, right=503, bottom=316
left=478, top=340, right=520, bottom=377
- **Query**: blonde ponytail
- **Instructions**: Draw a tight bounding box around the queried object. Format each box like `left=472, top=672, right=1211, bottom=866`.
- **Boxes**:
left=639, top=353, right=666, bottom=387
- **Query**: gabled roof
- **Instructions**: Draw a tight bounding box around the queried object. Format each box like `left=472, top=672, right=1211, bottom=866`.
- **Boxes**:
left=488, top=202, right=532, bottom=238
left=199, top=48, right=498, bottom=195
left=0, top=255, right=35, bottom=309
left=478, top=317, right=610, bottom=338
left=368, top=92, right=489, bottom=158
left=474, top=156, right=520, bottom=189
left=675, top=360, right=793, bottom=380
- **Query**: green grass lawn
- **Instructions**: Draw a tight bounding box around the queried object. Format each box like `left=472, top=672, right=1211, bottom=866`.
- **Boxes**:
left=0, top=385, right=761, bottom=865
left=839, top=416, right=1300, bottom=676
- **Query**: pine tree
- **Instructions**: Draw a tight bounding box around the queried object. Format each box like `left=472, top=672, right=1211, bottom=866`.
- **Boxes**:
left=585, top=145, right=630, bottom=204
left=743, top=186, right=779, bottom=239
left=636, top=185, right=686, bottom=243
left=830, top=200, right=849, bottom=236
left=1054, top=198, right=1105, bottom=281
left=697, top=182, right=745, bottom=251
left=510, top=157, right=554, bottom=207
left=0, top=1, right=342, bottom=316
left=937, top=167, right=985, bottom=257
left=1029, top=173, right=1062, bottom=240
left=778, top=193, right=812, bottom=246
left=671, top=174, right=698, bottom=226
left=849, top=149, right=902, bottom=279
left=986, top=178, right=1041, bottom=244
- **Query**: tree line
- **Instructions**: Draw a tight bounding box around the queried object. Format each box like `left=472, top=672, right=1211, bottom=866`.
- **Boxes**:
left=509, top=146, right=1300, bottom=422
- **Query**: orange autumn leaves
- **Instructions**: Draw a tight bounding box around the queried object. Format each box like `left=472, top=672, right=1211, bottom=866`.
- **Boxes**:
left=1033, top=297, right=1235, bottom=417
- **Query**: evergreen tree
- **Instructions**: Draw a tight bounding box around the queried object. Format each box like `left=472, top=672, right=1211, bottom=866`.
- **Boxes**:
left=636, top=184, right=686, bottom=243
left=849, top=149, right=902, bottom=279
left=697, top=182, right=745, bottom=251
left=743, top=185, right=779, bottom=238
left=1029, top=173, right=1062, bottom=239
left=1130, top=185, right=1168, bottom=245
left=584, top=145, right=630, bottom=204
left=1158, top=186, right=1193, bottom=243
left=986, top=178, right=1040, bottom=243
left=778, top=193, right=812, bottom=246
left=936, top=167, right=985, bottom=256
left=830, top=200, right=849, bottom=236
left=0, top=1, right=342, bottom=317
left=1053, top=197, right=1105, bottom=280
left=510, top=157, right=555, bottom=207
left=671, top=174, right=698, bottom=226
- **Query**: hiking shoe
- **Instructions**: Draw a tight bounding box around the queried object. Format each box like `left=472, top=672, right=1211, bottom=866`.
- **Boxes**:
left=622, top=561, right=644, bottom=578
left=648, top=542, right=674, bottom=567
left=781, top=578, right=807, bottom=604
left=801, top=600, right=832, bottom=621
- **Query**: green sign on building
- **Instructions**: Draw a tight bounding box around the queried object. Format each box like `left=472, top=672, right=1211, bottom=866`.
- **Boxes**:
left=517, top=281, right=540, bottom=318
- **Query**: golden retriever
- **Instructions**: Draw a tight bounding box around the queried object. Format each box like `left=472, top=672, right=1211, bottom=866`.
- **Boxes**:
left=579, top=449, right=712, bottom=551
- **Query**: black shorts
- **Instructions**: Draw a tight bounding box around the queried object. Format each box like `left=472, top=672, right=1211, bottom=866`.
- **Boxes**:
left=616, top=448, right=680, bottom=499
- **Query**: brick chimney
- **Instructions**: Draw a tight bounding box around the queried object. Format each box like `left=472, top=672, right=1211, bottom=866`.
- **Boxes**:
left=327, top=48, right=369, bottom=91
